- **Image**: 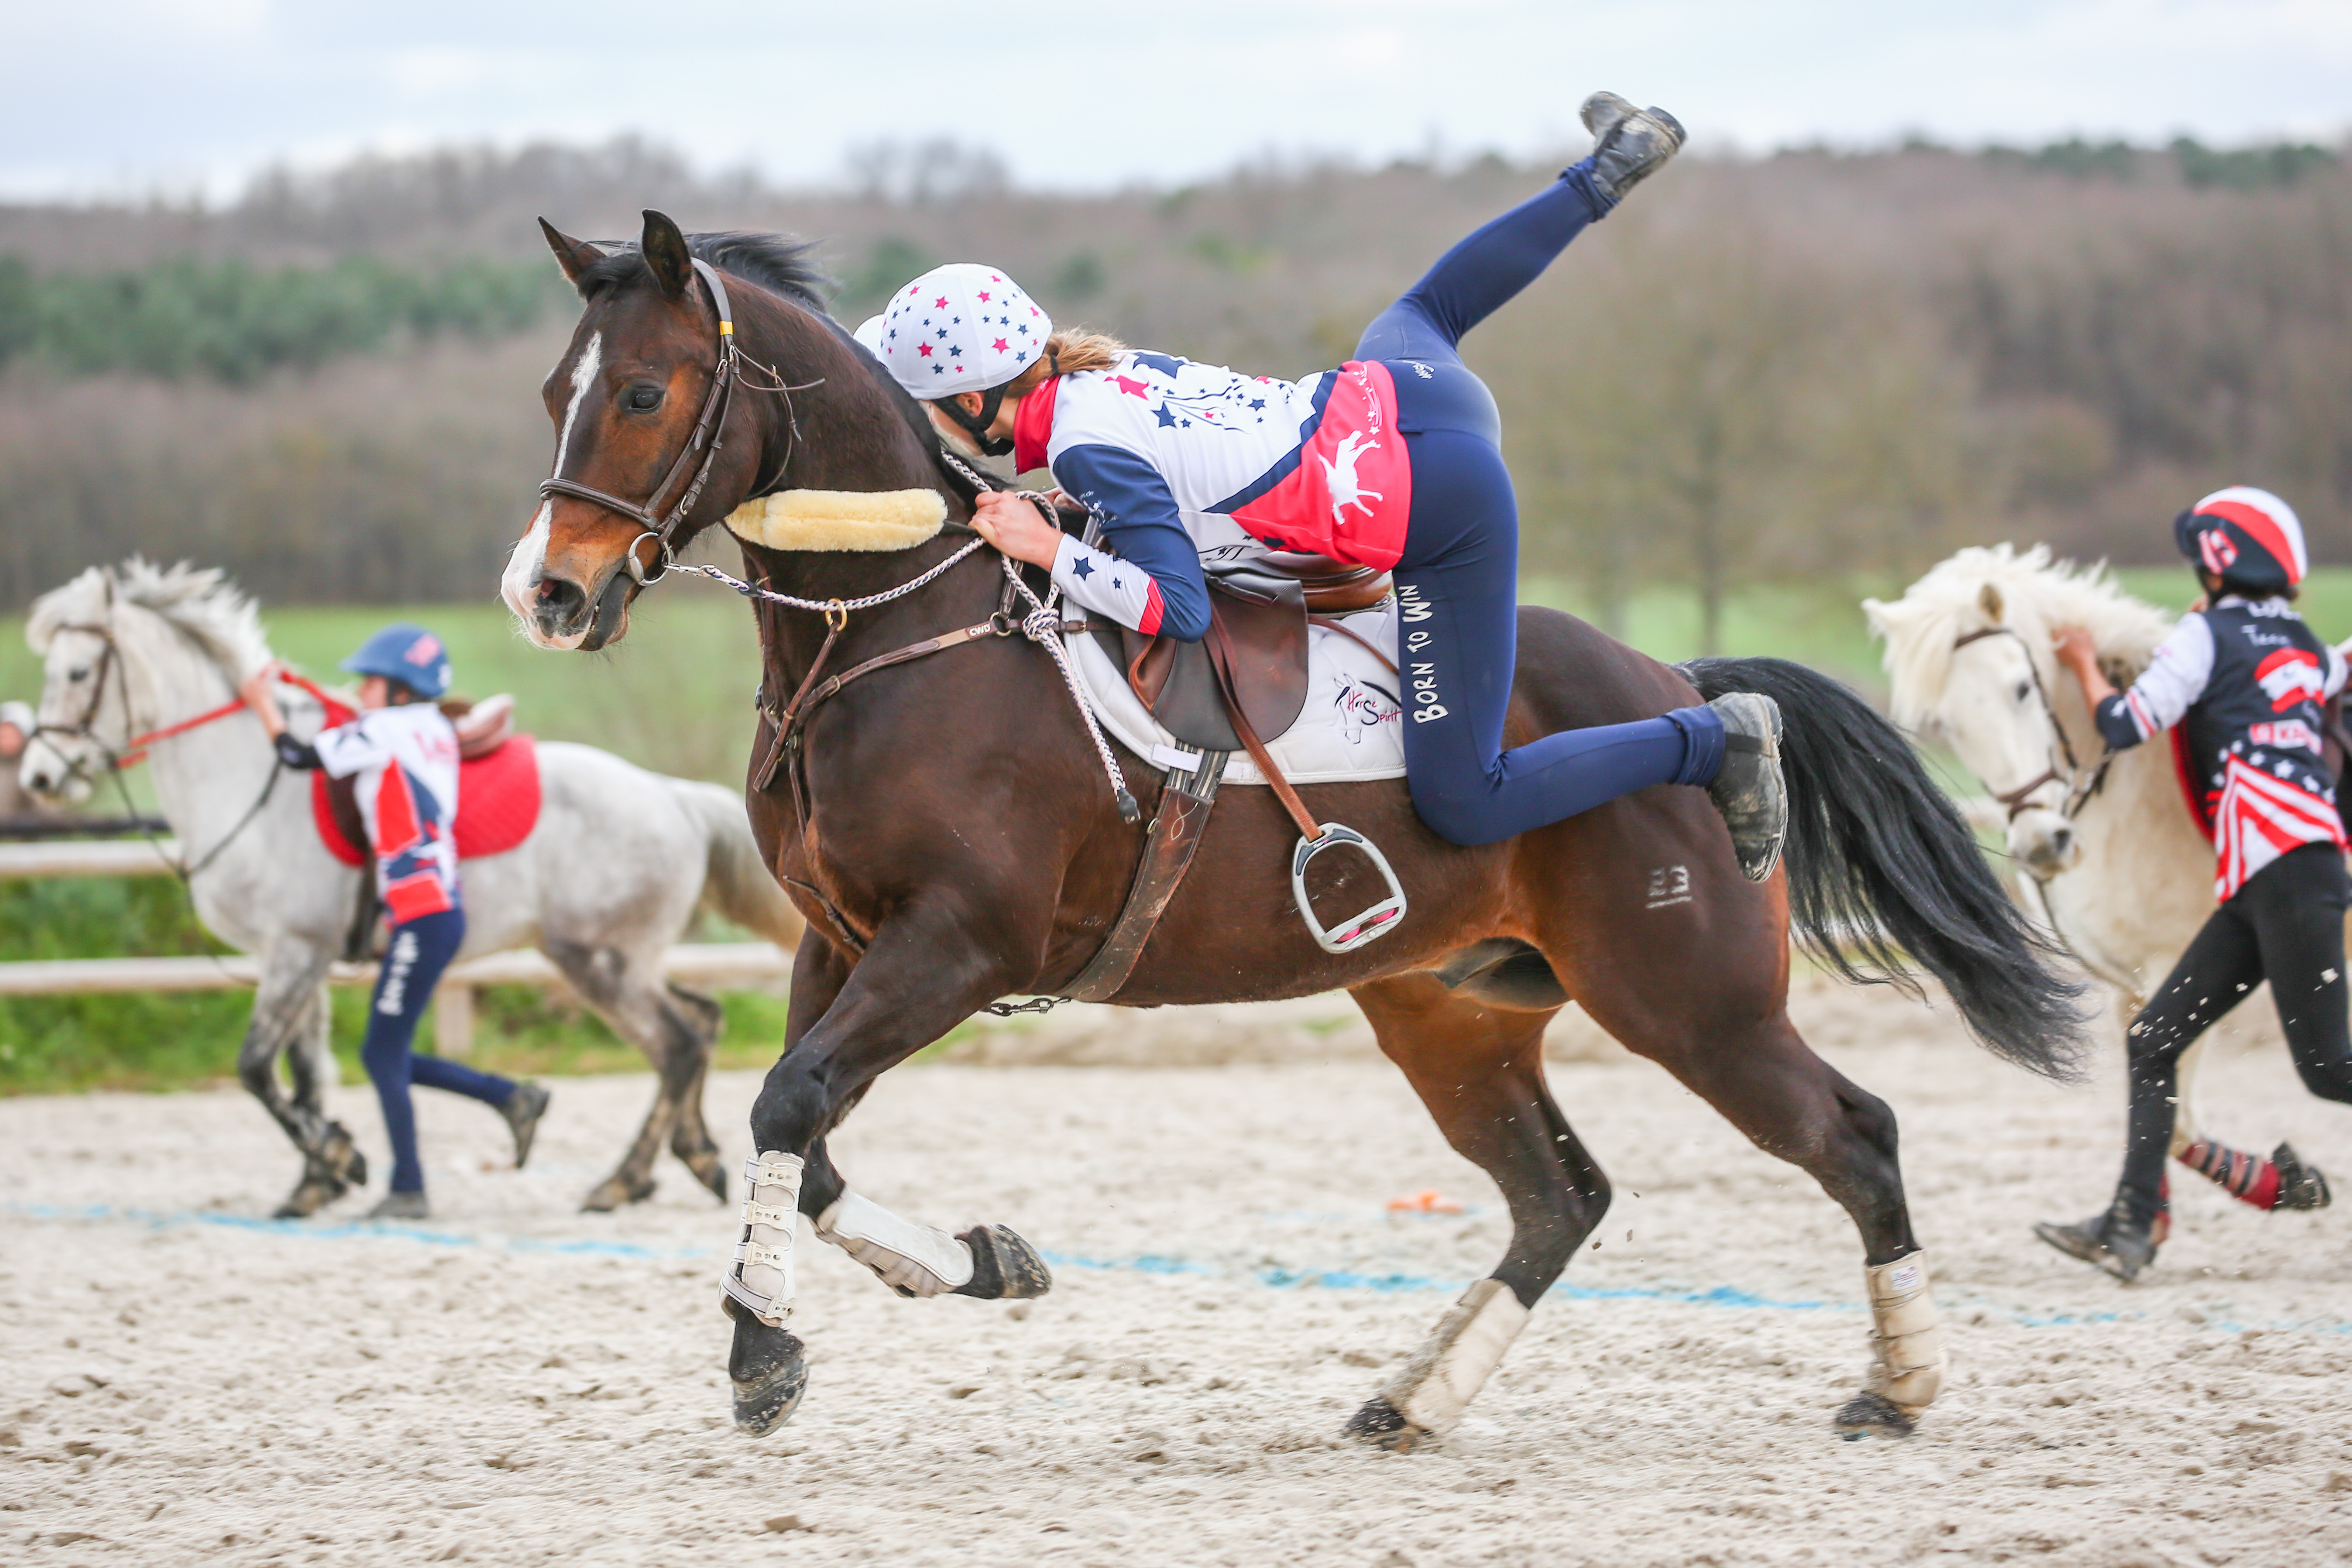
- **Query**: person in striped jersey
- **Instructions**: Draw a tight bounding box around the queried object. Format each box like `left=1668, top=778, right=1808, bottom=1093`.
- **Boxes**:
left=2036, top=488, right=2349, bottom=1280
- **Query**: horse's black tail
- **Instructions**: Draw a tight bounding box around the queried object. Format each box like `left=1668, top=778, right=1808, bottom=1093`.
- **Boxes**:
left=1680, top=656, right=2090, bottom=1081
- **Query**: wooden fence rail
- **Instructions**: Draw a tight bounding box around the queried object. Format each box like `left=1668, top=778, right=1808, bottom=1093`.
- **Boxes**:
left=0, top=841, right=791, bottom=1055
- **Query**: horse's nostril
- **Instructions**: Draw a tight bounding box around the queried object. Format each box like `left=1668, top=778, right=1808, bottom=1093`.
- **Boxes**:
left=533, top=576, right=587, bottom=625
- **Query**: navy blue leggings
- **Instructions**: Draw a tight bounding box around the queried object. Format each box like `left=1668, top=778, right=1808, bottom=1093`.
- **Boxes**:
left=363, top=907, right=517, bottom=1194
left=1356, top=161, right=1724, bottom=846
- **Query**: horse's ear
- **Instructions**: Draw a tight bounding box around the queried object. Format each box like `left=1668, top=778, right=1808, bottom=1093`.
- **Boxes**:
left=1978, top=581, right=2004, bottom=623
left=1861, top=597, right=1891, bottom=639
left=539, top=219, right=600, bottom=286
left=640, top=209, right=693, bottom=299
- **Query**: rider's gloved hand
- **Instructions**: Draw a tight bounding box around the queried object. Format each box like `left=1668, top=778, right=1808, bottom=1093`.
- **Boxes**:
left=273, top=733, right=323, bottom=771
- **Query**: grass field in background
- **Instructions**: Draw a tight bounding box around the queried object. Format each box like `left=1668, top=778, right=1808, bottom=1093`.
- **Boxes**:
left=10, top=561, right=2352, bottom=1095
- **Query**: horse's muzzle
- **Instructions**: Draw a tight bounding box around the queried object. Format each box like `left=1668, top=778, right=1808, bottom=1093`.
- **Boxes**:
left=521, top=568, right=635, bottom=652
left=18, top=737, right=93, bottom=804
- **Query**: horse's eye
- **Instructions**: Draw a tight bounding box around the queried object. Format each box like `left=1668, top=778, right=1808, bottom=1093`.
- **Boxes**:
left=68, top=667, right=88, bottom=683
left=624, top=383, right=665, bottom=413
left=2015, top=681, right=2033, bottom=702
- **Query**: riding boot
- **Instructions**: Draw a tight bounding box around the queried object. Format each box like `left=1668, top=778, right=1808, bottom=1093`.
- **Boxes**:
left=1705, top=692, right=1788, bottom=882
left=1578, top=92, right=1686, bottom=205
left=2033, top=1185, right=2167, bottom=1283
left=366, top=1189, right=431, bottom=1221
left=2273, top=1142, right=2333, bottom=1211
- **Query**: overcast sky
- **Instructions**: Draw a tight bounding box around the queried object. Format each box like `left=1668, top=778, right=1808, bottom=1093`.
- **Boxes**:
left=6, top=0, right=2347, bottom=202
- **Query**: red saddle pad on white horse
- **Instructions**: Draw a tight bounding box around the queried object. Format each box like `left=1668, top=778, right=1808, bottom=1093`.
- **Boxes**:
left=311, top=729, right=543, bottom=866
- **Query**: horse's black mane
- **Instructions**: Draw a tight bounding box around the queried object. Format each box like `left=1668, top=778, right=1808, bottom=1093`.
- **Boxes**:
left=575, top=230, right=832, bottom=311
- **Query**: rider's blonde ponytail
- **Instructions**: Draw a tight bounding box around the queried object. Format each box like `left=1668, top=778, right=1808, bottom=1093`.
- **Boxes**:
left=1041, top=328, right=1126, bottom=376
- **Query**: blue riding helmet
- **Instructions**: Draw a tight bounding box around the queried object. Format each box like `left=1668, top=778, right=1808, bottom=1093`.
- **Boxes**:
left=341, top=623, right=452, bottom=700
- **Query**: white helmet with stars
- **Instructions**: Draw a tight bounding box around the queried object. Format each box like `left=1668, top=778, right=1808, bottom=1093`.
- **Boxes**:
left=871, top=263, right=1052, bottom=401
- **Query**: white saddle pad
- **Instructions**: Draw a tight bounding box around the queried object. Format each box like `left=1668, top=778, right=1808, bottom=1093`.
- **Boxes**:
left=1064, top=605, right=1405, bottom=786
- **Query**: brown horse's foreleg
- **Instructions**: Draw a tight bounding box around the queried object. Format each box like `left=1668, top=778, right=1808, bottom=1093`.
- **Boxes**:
left=727, top=914, right=1050, bottom=1439
left=1598, top=994, right=1942, bottom=1441
left=1339, top=973, right=1601, bottom=1451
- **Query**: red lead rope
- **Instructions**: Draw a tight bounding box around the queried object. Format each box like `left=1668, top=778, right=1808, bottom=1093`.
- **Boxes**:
left=114, top=670, right=351, bottom=769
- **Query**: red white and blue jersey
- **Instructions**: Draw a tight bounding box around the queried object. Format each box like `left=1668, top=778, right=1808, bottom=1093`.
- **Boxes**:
left=1013, top=352, right=1413, bottom=640
left=2095, top=596, right=2348, bottom=900
left=314, top=704, right=462, bottom=922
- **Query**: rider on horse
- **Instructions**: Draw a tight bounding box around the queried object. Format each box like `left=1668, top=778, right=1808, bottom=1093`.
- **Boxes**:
left=2040, top=487, right=2350, bottom=1279
left=854, top=93, right=1789, bottom=878
left=240, top=624, right=551, bottom=1220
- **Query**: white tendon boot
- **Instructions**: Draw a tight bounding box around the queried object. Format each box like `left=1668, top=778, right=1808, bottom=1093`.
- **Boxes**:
left=1839, top=1250, right=1947, bottom=1438
left=1346, top=1278, right=1531, bottom=1450
left=815, top=1191, right=976, bottom=1297
left=722, top=1151, right=804, bottom=1327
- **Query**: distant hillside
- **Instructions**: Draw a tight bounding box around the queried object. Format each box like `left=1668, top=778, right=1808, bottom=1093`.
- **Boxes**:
left=1, top=134, right=2344, bottom=638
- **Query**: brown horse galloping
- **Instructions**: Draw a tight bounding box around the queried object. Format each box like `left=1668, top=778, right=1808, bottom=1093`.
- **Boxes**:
left=502, top=211, right=2084, bottom=1448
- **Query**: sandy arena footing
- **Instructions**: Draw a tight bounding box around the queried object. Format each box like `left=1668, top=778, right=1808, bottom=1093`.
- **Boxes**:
left=5, top=980, right=2351, bottom=1566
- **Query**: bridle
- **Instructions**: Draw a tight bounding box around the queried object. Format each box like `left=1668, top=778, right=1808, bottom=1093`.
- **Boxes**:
left=1950, top=625, right=2113, bottom=823
left=536, top=257, right=808, bottom=588
left=31, top=615, right=302, bottom=882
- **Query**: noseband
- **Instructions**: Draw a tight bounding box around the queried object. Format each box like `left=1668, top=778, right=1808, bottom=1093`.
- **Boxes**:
left=537, top=257, right=793, bottom=588
left=1950, top=625, right=2112, bottom=822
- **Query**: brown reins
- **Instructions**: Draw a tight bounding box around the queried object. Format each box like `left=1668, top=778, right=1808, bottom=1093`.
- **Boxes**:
left=1950, top=625, right=2113, bottom=821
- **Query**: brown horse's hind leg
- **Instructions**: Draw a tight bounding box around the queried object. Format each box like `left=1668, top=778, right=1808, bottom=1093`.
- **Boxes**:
left=1589, top=984, right=1943, bottom=1440
left=1341, top=973, right=1605, bottom=1451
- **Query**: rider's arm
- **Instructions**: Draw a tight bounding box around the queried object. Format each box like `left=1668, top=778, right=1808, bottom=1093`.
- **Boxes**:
left=237, top=664, right=322, bottom=770
left=310, top=716, right=392, bottom=779
left=2074, top=614, right=2214, bottom=750
left=1047, top=445, right=1212, bottom=642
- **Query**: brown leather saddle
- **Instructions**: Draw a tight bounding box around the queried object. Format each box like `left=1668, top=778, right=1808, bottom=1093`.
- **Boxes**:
left=1094, top=552, right=1393, bottom=752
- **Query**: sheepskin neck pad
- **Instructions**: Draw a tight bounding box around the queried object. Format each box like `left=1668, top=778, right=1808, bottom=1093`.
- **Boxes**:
left=722, top=488, right=948, bottom=552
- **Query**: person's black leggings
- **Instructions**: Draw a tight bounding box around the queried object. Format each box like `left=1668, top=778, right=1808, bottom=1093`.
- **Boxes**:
left=2115, top=841, right=2352, bottom=1229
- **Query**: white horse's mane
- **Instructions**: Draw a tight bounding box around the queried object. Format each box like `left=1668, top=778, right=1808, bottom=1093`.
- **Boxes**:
left=1864, top=543, right=2177, bottom=730
left=27, top=558, right=275, bottom=682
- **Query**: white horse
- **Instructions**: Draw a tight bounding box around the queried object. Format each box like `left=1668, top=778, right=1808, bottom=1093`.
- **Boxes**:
left=21, top=559, right=805, bottom=1217
left=1865, top=544, right=2331, bottom=1212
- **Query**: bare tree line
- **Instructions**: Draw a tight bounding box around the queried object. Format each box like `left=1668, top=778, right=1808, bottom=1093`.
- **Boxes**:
left=1, top=136, right=2344, bottom=641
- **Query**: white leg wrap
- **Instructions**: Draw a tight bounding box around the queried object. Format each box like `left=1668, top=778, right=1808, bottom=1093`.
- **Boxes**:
left=815, top=1191, right=975, bottom=1297
left=1863, top=1250, right=1947, bottom=1413
left=1377, top=1278, right=1531, bottom=1436
left=722, top=1151, right=804, bottom=1328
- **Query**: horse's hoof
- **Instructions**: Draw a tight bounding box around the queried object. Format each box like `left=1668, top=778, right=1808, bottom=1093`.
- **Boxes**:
left=953, top=1225, right=1053, bottom=1299
left=729, top=1322, right=809, bottom=1438
left=1343, top=1396, right=1424, bottom=1451
left=272, top=1169, right=348, bottom=1219
left=1834, top=1391, right=1916, bottom=1440
left=580, top=1176, right=658, bottom=1214
left=322, top=1122, right=368, bottom=1188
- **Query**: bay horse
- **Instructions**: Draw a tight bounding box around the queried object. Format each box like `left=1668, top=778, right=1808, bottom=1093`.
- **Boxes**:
left=502, top=211, right=2085, bottom=1448
left=1867, top=545, right=2336, bottom=1221
left=21, top=558, right=807, bottom=1216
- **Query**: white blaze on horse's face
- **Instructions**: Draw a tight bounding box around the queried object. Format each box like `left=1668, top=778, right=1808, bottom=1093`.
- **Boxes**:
left=503, top=330, right=604, bottom=650
left=21, top=627, right=112, bottom=803
left=1939, top=627, right=2081, bottom=878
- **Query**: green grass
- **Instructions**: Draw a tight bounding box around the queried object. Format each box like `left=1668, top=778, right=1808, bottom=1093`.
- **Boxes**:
left=11, top=563, right=2352, bottom=1095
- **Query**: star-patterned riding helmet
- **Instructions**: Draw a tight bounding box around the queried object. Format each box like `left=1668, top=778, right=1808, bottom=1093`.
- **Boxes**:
left=871, top=264, right=1052, bottom=400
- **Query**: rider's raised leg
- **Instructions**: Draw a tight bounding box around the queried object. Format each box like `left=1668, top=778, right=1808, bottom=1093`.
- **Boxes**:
left=1391, top=433, right=1725, bottom=847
